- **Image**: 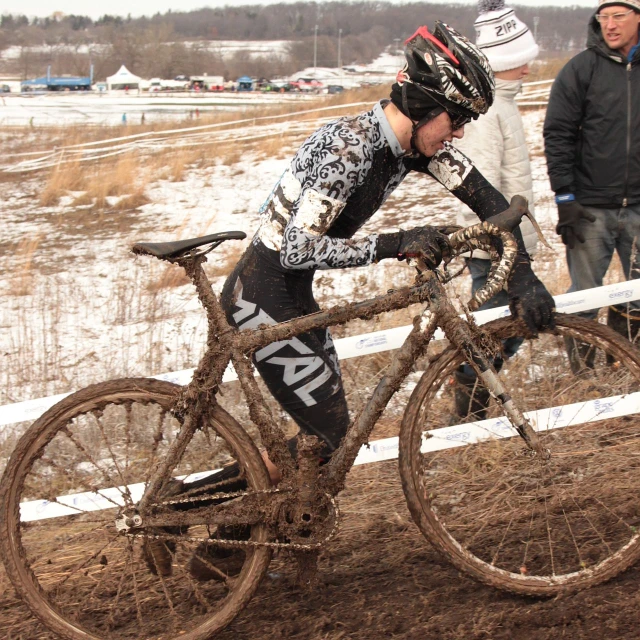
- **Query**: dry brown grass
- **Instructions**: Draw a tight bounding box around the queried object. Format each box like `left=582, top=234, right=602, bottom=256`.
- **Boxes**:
left=528, top=55, right=571, bottom=82
left=218, top=143, right=244, bottom=167
left=39, top=151, right=151, bottom=212
left=39, top=158, right=85, bottom=206
left=114, top=192, right=151, bottom=210
left=147, top=264, right=192, bottom=291
left=13, top=85, right=395, bottom=215
left=7, top=234, right=43, bottom=296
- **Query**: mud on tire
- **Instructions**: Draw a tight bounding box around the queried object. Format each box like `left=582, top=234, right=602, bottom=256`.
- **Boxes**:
left=0, top=378, right=272, bottom=640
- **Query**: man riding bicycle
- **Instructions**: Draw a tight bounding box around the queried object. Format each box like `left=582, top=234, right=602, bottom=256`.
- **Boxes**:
left=220, top=21, right=555, bottom=463
left=146, top=21, right=555, bottom=580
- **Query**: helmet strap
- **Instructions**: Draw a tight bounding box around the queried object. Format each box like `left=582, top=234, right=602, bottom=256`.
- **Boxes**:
left=410, top=107, right=445, bottom=151
left=399, top=83, right=445, bottom=152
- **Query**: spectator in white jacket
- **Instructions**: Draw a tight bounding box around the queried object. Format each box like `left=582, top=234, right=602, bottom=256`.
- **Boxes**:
left=452, top=0, right=541, bottom=421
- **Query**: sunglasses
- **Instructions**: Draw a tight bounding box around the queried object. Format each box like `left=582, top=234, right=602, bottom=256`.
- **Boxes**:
left=448, top=112, right=471, bottom=130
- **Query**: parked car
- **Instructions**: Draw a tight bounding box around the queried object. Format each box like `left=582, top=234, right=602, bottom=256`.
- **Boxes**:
left=327, top=85, right=345, bottom=94
left=0, top=84, right=11, bottom=93
left=261, top=82, right=295, bottom=93
left=295, top=77, right=323, bottom=92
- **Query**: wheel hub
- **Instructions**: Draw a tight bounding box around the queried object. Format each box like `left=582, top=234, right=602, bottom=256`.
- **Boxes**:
left=115, top=509, right=143, bottom=533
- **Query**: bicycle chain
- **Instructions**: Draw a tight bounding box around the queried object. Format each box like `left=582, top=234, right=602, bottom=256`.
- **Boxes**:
left=126, top=489, right=340, bottom=551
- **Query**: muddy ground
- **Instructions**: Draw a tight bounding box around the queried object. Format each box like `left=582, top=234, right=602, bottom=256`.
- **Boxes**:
left=1, top=456, right=638, bottom=640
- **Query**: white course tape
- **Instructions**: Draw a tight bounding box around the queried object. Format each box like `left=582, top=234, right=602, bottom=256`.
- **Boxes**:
left=19, top=390, right=640, bottom=522
left=3, top=279, right=640, bottom=429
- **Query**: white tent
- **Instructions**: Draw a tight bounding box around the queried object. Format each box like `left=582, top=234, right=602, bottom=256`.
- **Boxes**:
left=106, top=65, right=142, bottom=92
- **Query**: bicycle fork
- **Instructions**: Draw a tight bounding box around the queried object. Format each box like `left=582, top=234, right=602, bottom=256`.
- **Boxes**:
left=432, top=281, right=548, bottom=458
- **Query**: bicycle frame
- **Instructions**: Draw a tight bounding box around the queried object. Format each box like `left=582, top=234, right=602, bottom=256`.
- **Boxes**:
left=139, top=218, right=544, bottom=514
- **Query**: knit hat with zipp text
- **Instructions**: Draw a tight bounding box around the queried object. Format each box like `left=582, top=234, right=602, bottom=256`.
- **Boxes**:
left=597, top=0, right=640, bottom=13
left=474, top=0, right=539, bottom=72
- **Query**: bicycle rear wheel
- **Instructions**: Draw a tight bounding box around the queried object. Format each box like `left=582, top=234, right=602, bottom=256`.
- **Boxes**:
left=0, top=378, right=272, bottom=640
left=399, top=315, right=640, bottom=596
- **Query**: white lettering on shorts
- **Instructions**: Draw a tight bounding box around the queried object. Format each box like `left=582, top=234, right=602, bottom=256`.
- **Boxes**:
left=234, top=281, right=333, bottom=406
left=266, top=356, right=324, bottom=385
left=292, top=364, right=332, bottom=405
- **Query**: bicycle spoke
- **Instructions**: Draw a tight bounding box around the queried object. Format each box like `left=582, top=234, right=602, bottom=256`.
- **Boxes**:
left=552, top=485, right=586, bottom=570
left=142, top=406, right=172, bottom=489
left=123, top=402, right=134, bottom=485
left=44, top=533, right=121, bottom=593
left=61, top=426, right=127, bottom=504
left=90, top=410, right=133, bottom=504
left=128, top=543, right=145, bottom=628
left=106, top=551, right=132, bottom=631
left=543, top=495, right=556, bottom=576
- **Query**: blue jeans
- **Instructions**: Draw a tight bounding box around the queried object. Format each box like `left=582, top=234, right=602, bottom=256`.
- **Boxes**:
left=567, top=204, right=640, bottom=319
left=459, top=258, right=524, bottom=377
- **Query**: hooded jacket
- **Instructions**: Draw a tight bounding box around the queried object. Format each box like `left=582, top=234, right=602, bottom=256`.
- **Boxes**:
left=456, top=77, right=537, bottom=258
left=543, top=15, right=640, bottom=207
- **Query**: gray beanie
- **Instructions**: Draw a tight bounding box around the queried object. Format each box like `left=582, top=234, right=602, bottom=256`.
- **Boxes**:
left=598, top=0, right=640, bottom=12
left=475, top=0, right=539, bottom=72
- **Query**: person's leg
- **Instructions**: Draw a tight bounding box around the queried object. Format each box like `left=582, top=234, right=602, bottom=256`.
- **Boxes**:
left=182, top=245, right=351, bottom=581
left=609, top=204, right=640, bottom=342
left=564, top=206, right=617, bottom=372
left=566, top=206, right=616, bottom=319
left=220, top=244, right=350, bottom=459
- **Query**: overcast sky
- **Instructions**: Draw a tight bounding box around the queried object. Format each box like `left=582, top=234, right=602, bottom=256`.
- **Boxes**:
left=2, top=0, right=597, bottom=21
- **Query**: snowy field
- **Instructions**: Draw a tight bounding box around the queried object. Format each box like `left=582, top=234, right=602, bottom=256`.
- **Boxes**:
left=0, top=106, right=560, bottom=411
left=0, top=50, right=400, bottom=126
left=0, top=90, right=323, bottom=126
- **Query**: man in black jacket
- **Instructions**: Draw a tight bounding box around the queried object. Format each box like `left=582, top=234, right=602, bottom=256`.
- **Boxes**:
left=544, top=0, right=640, bottom=366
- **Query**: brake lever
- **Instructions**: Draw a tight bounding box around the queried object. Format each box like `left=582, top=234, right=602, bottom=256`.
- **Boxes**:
left=526, top=212, right=552, bottom=250
left=488, top=195, right=551, bottom=250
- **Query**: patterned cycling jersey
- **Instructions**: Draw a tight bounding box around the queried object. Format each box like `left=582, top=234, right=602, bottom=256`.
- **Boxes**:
left=256, top=100, right=508, bottom=271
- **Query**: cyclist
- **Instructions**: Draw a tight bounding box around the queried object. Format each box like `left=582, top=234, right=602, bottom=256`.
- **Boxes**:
left=220, top=21, right=555, bottom=463
left=146, top=22, right=555, bottom=580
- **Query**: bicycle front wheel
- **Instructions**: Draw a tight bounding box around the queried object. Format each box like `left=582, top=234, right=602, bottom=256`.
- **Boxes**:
left=399, top=315, right=640, bottom=596
left=0, top=378, right=272, bottom=640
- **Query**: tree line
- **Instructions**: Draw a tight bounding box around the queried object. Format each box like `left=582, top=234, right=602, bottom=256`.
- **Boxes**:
left=0, top=2, right=595, bottom=81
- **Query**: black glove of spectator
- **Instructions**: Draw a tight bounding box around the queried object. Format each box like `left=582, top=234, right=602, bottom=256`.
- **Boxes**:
left=556, top=201, right=596, bottom=249
left=376, top=227, right=452, bottom=270
left=507, top=254, right=556, bottom=337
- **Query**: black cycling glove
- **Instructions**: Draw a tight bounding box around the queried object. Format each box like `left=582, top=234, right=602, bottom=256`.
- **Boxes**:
left=556, top=201, right=596, bottom=249
left=376, top=227, right=452, bottom=270
left=507, top=253, right=556, bottom=337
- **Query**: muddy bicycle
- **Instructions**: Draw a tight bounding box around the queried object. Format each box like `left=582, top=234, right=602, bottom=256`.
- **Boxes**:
left=3, top=199, right=640, bottom=640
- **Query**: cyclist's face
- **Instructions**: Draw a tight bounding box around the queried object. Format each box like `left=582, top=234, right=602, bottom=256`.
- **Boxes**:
left=414, top=111, right=465, bottom=157
left=599, top=6, right=640, bottom=55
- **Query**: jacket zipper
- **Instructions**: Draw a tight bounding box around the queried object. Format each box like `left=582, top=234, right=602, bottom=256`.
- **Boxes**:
left=623, top=62, right=631, bottom=208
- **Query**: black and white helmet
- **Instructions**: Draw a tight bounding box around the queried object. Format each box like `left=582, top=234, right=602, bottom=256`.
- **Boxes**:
left=398, top=22, right=495, bottom=122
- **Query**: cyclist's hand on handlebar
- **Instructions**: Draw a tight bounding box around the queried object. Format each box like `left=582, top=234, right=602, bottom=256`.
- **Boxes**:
left=375, top=226, right=452, bottom=270
left=507, top=256, right=556, bottom=337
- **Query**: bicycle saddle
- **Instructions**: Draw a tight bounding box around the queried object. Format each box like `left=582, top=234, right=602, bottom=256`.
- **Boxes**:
left=132, top=231, right=247, bottom=259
